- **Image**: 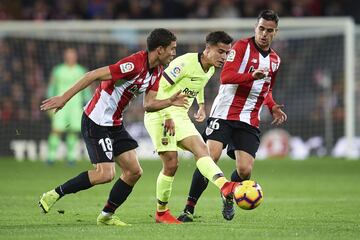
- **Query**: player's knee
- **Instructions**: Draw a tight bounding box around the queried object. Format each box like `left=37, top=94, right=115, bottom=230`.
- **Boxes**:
left=163, top=159, right=178, bottom=176
left=97, top=169, right=115, bottom=183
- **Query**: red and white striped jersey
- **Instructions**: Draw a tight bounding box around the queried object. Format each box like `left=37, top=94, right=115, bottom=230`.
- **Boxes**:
left=84, top=51, right=162, bottom=126
left=210, top=37, right=281, bottom=128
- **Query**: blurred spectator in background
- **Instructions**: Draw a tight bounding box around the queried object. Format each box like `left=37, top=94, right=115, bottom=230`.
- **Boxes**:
left=46, top=48, right=91, bottom=165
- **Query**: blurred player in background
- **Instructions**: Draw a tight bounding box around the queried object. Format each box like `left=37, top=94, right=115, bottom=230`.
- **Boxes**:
left=144, top=31, right=239, bottom=224
left=178, top=10, right=287, bottom=222
left=38, top=28, right=188, bottom=227
left=46, top=48, right=91, bottom=165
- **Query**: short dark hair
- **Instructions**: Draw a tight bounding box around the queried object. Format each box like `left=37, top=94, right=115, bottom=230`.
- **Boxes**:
left=257, top=9, right=279, bottom=25
left=206, top=31, right=233, bottom=46
left=147, top=28, right=176, bottom=51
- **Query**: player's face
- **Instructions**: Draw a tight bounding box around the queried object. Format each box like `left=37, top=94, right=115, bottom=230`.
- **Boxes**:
left=207, top=42, right=231, bottom=68
left=158, top=41, right=177, bottom=66
left=64, top=49, right=78, bottom=65
left=254, top=18, right=278, bottom=50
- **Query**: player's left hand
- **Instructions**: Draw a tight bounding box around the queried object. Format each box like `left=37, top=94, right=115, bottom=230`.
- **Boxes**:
left=40, top=96, right=66, bottom=113
left=194, top=105, right=206, bottom=122
left=163, top=118, right=176, bottom=136
left=271, top=104, right=287, bottom=125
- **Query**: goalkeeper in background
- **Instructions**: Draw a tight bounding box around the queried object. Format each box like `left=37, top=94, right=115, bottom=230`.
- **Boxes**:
left=46, top=48, right=91, bottom=165
left=144, top=31, right=238, bottom=224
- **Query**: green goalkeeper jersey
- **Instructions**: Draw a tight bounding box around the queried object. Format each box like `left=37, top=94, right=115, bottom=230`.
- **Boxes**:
left=47, top=63, right=91, bottom=110
left=146, top=53, right=215, bottom=119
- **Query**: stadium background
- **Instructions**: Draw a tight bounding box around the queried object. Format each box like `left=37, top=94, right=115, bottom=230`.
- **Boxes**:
left=0, top=0, right=359, bottom=161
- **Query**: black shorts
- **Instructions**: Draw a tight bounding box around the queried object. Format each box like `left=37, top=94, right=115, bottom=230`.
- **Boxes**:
left=202, top=117, right=260, bottom=159
left=81, top=113, right=138, bottom=164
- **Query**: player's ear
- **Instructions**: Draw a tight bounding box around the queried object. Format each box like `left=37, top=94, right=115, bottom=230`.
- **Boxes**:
left=156, top=46, right=164, bottom=56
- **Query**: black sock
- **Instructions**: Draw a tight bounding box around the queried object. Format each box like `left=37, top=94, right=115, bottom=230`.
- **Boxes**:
left=184, top=168, right=209, bottom=214
left=55, top=171, right=92, bottom=197
left=231, top=170, right=250, bottom=182
left=102, top=178, right=133, bottom=214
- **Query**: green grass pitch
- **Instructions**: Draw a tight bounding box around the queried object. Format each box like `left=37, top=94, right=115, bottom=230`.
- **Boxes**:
left=0, top=157, right=359, bottom=240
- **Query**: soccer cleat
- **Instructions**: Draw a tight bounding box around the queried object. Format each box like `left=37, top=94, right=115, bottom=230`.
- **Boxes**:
left=177, top=210, right=194, bottom=222
left=221, top=193, right=235, bottom=221
left=97, top=213, right=131, bottom=227
left=220, top=181, right=240, bottom=199
left=39, top=189, right=60, bottom=213
left=155, top=210, right=182, bottom=224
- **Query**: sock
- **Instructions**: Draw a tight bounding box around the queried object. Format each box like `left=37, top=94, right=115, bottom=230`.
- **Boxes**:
left=66, top=133, right=78, bottom=163
left=47, top=133, right=60, bottom=162
left=196, top=156, right=228, bottom=189
left=55, top=171, right=92, bottom=197
left=102, top=178, right=133, bottom=213
left=185, top=168, right=209, bottom=214
left=156, top=172, right=174, bottom=212
left=231, top=169, right=249, bottom=182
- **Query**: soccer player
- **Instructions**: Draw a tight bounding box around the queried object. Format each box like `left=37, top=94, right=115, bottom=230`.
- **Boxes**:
left=144, top=31, right=239, bottom=224
left=38, top=28, right=188, bottom=226
left=46, top=48, right=91, bottom=165
left=178, top=10, right=288, bottom=222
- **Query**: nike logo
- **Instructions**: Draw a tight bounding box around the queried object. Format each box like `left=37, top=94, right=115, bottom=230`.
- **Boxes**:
left=190, top=78, right=201, bottom=81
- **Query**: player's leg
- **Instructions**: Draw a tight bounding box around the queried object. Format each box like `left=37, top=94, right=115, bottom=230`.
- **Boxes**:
left=65, top=107, right=83, bottom=165
left=179, top=139, right=223, bottom=222
left=178, top=118, right=232, bottom=221
left=229, top=124, right=260, bottom=182
left=47, top=110, right=67, bottom=164
left=97, top=124, right=140, bottom=226
left=39, top=113, right=116, bottom=213
left=179, top=135, right=238, bottom=199
left=47, top=130, right=62, bottom=165
left=97, top=150, right=141, bottom=227
left=144, top=114, right=181, bottom=224
left=154, top=151, right=181, bottom=224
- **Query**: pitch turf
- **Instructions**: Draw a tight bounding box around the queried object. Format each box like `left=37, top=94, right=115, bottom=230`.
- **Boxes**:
left=0, top=157, right=359, bottom=240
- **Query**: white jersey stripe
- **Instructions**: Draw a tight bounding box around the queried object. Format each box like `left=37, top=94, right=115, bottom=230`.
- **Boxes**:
left=238, top=43, right=250, bottom=73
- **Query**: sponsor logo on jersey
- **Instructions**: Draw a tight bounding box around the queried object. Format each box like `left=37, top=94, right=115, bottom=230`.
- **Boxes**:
left=182, top=87, right=199, bottom=98
left=170, top=66, right=181, bottom=78
left=251, top=58, right=258, bottom=63
left=120, top=62, right=135, bottom=73
left=227, top=49, right=236, bottom=62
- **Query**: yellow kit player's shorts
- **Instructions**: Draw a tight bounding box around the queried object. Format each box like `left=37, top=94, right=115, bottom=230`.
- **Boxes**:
left=144, top=112, right=200, bottom=153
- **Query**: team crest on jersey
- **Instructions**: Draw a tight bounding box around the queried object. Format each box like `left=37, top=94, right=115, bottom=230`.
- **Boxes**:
left=120, top=62, right=135, bottom=73
left=170, top=66, right=181, bottom=78
left=271, top=62, right=278, bottom=72
left=105, top=151, right=113, bottom=160
left=227, top=49, right=236, bottom=62
left=205, top=127, right=213, bottom=136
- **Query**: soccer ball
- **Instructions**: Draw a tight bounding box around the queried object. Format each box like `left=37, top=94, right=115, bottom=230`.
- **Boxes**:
left=233, top=180, right=263, bottom=210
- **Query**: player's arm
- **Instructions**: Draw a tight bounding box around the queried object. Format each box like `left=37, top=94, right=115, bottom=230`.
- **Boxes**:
left=40, top=66, right=112, bottom=112
left=221, top=41, right=266, bottom=84
left=194, top=88, right=206, bottom=122
left=264, top=69, right=287, bottom=125
left=143, top=89, right=187, bottom=112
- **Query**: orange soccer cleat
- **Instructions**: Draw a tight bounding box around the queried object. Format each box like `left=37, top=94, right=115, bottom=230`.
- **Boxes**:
left=220, top=181, right=240, bottom=199
left=155, top=209, right=182, bottom=224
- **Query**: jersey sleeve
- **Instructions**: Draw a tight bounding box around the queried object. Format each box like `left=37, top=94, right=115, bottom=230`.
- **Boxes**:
left=220, top=40, right=255, bottom=84
left=108, top=54, right=140, bottom=82
left=264, top=65, right=280, bottom=113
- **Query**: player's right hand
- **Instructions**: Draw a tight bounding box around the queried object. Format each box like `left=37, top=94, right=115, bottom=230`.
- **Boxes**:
left=252, top=69, right=267, bottom=80
left=40, top=96, right=66, bottom=113
left=163, top=118, right=175, bottom=136
left=170, top=90, right=188, bottom=108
